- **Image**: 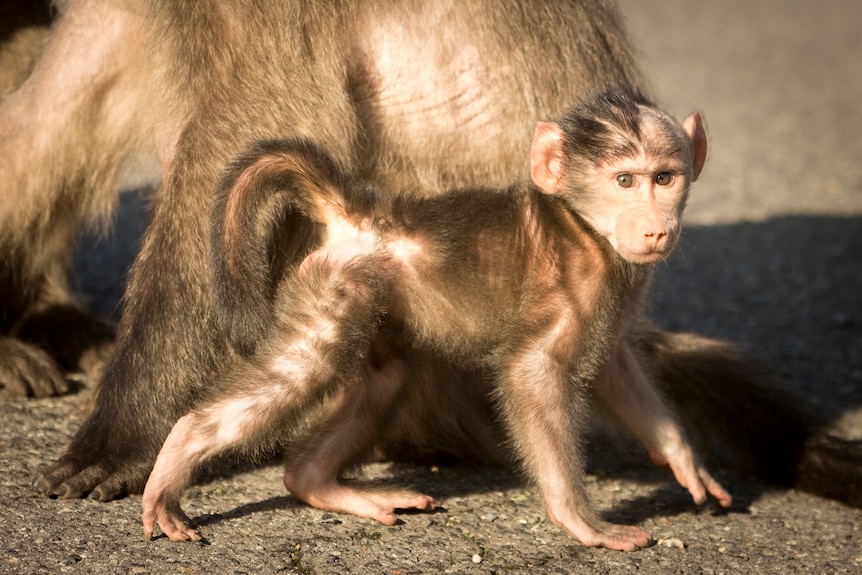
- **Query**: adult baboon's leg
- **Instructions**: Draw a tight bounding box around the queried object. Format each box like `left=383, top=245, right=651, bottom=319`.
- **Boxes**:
left=0, top=0, right=161, bottom=397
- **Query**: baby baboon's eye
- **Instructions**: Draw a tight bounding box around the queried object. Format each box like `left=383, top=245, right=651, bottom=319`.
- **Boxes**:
left=655, top=172, right=674, bottom=186
left=616, top=174, right=634, bottom=188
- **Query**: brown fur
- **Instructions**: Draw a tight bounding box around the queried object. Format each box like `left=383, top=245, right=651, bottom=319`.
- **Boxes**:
left=7, top=0, right=640, bottom=501
left=0, top=0, right=853, bottom=515
left=141, top=92, right=728, bottom=549
left=0, top=1, right=52, bottom=100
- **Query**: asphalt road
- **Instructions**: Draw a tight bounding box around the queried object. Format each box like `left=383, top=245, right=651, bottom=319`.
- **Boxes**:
left=2, top=0, right=861, bottom=573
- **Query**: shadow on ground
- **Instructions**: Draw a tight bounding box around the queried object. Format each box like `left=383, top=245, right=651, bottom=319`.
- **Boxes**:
left=653, top=214, right=862, bottom=412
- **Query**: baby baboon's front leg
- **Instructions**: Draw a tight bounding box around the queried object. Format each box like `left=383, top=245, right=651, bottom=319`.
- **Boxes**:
left=496, top=334, right=653, bottom=551
left=594, top=340, right=732, bottom=508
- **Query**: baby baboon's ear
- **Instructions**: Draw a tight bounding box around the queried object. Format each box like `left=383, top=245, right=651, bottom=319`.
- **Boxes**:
left=530, top=122, right=566, bottom=194
left=683, top=112, right=707, bottom=181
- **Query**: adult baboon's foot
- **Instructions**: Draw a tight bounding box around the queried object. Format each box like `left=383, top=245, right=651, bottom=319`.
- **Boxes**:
left=1, top=304, right=117, bottom=397
left=33, top=451, right=151, bottom=501
left=0, top=336, right=68, bottom=397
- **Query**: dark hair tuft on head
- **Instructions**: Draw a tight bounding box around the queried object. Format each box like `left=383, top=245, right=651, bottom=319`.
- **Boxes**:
left=558, top=86, right=656, bottom=164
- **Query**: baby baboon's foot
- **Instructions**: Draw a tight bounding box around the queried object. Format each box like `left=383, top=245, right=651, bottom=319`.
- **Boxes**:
left=284, top=474, right=435, bottom=525
left=548, top=507, right=653, bottom=551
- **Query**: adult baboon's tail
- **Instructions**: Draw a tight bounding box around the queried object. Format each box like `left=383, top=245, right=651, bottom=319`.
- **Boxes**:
left=637, top=324, right=862, bottom=507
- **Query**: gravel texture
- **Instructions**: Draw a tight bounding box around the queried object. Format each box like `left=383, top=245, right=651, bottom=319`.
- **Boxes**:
left=2, top=0, right=861, bottom=573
